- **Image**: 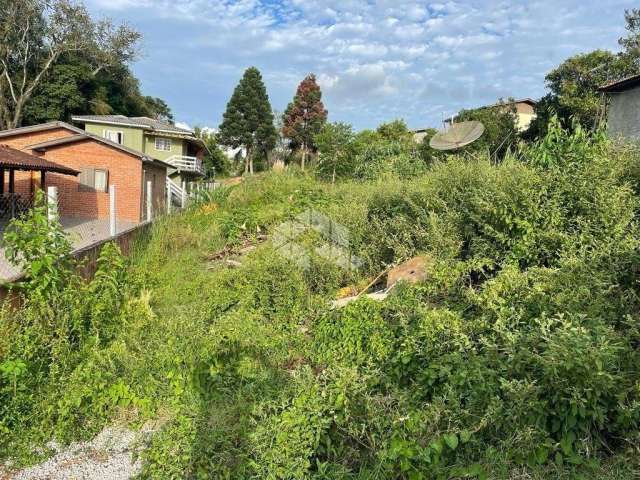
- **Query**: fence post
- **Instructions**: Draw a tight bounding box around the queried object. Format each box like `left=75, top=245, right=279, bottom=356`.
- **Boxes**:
left=109, top=184, right=116, bottom=236
left=166, top=180, right=171, bottom=214
left=181, top=180, right=187, bottom=208
left=47, top=186, right=58, bottom=223
left=146, top=180, right=153, bottom=221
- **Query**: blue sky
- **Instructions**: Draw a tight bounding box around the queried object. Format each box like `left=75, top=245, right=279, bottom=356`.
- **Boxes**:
left=85, top=0, right=636, bottom=131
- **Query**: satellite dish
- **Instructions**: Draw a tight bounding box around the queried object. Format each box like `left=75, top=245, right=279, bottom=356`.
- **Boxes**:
left=429, top=120, right=485, bottom=151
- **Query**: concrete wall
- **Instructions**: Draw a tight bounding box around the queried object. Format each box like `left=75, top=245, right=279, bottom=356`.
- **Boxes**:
left=607, top=88, right=640, bottom=141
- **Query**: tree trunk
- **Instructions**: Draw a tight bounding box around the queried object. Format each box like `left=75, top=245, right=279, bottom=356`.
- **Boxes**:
left=301, top=143, right=306, bottom=171
left=332, top=166, right=336, bottom=184
left=8, top=98, right=26, bottom=129
left=244, top=146, right=251, bottom=175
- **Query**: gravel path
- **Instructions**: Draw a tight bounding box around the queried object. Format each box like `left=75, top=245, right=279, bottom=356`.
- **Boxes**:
left=2, top=423, right=157, bottom=480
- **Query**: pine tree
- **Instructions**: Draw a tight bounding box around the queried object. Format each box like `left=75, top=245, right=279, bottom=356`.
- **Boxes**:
left=218, top=67, right=277, bottom=174
left=282, top=74, right=328, bottom=171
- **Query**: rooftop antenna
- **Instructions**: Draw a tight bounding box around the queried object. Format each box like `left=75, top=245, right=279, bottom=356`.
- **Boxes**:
left=429, top=120, right=485, bottom=151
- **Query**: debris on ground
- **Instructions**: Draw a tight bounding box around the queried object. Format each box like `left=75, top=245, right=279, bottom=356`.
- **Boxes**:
left=335, top=285, right=359, bottom=299
left=205, top=244, right=235, bottom=261
left=205, top=234, right=268, bottom=269
left=3, top=422, right=161, bottom=480
left=221, top=177, right=244, bottom=186
left=331, top=256, right=432, bottom=309
left=386, top=256, right=431, bottom=288
left=331, top=291, right=388, bottom=308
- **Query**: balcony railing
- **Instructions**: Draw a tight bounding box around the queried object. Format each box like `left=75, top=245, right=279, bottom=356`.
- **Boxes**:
left=165, top=155, right=205, bottom=175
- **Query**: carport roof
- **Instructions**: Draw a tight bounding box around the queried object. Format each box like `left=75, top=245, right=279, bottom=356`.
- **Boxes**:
left=0, top=144, right=79, bottom=175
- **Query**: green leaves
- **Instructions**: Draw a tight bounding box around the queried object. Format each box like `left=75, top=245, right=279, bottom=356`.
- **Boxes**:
left=218, top=67, right=277, bottom=172
left=2, top=190, right=75, bottom=299
left=283, top=74, right=328, bottom=154
left=443, top=433, right=459, bottom=450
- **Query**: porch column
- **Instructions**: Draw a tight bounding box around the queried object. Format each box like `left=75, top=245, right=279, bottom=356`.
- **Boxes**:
left=8, top=169, right=14, bottom=193
left=47, top=186, right=58, bottom=223
left=40, top=170, right=46, bottom=190
left=146, top=180, right=152, bottom=221
left=0, top=169, right=4, bottom=194
left=8, top=170, right=15, bottom=218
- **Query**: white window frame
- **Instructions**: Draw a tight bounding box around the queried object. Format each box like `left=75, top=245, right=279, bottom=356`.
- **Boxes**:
left=103, top=129, right=124, bottom=144
left=78, top=167, right=109, bottom=193
left=94, top=169, right=108, bottom=193
left=155, top=137, right=172, bottom=152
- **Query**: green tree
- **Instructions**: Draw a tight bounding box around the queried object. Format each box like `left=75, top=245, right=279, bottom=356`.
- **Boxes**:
left=282, top=74, right=328, bottom=171
left=0, top=0, right=140, bottom=129
left=527, top=11, right=640, bottom=139
left=416, top=128, right=446, bottom=165
left=142, top=96, right=174, bottom=123
left=21, top=53, right=173, bottom=126
left=375, top=119, right=413, bottom=142
left=527, top=50, right=635, bottom=138
left=619, top=8, right=640, bottom=66
left=454, top=100, right=518, bottom=160
left=314, top=122, right=355, bottom=183
left=218, top=67, right=277, bottom=175
left=194, top=127, right=229, bottom=178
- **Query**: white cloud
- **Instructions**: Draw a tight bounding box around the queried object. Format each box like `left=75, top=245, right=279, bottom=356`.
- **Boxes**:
left=84, top=0, right=637, bottom=130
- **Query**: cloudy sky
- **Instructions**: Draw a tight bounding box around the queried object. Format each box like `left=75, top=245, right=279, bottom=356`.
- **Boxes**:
left=84, top=0, right=636, bottom=131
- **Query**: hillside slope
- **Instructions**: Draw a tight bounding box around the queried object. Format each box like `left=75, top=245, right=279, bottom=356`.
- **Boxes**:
left=2, top=124, right=640, bottom=479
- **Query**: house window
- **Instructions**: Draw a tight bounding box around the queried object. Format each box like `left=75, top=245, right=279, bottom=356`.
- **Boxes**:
left=155, top=137, right=172, bottom=151
left=103, top=129, right=123, bottom=144
left=94, top=169, right=108, bottom=192
left=79, top=168, right=109, bottom=193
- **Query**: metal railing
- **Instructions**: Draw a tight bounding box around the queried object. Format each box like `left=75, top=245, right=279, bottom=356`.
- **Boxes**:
left=165, top=155, right=205, bottom=175
left=0, top=193, right=35, bottom=222
left=166, top=177, right=219, bottom=210
left=166, top=177, right=184, bottom=208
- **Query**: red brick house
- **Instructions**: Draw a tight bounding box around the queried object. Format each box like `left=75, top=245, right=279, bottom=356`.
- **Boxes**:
left=0, top=121, right=169, bottom=223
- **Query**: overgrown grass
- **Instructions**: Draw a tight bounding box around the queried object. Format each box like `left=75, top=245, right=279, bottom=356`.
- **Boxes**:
left=2, top=122, right=640, bottom=478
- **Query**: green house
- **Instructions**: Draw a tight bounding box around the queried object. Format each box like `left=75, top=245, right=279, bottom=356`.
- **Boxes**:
left=71, top=115, right=207, bottom=181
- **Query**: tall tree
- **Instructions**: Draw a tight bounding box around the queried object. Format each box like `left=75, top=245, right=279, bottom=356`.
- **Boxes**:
left=619, top=8, right=640, bottom=66
left=314, top=122, right=355, bottom=183
left=271, top=109, right=291, bottom=167
left=527, top=10, right=640, bottom=139
left=0, top=0, right=140, bottom=129
left=142, top=96, right=174, bottom=123
left=527, top=50, right=636, bottom=138
left=282, top=74, right=327, bottom=171
left=21, top=53, right=173, bottom=126
left=218, top=67, right=276, bottom=174
left=194, top=127, right=229, bottom=178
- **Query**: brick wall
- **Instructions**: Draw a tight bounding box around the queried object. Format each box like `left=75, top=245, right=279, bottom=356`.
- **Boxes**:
left=38, top=140, right=144, bottom=222
left=142, top=162, right=167, bottom=220
left=0, top=127, right=75, bottom=150
left=0, top=126, right=170, bottom=222
left=0, top=127, right=76, bottom=196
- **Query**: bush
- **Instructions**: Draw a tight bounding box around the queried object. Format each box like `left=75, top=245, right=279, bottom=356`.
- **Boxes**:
left=4, top=121, right=640, bottom=479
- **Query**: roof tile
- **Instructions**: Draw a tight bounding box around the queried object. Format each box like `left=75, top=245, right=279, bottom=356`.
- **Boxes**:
left=0, top=144, right=79, bottom=175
